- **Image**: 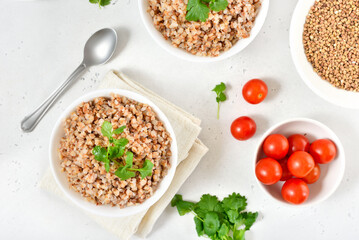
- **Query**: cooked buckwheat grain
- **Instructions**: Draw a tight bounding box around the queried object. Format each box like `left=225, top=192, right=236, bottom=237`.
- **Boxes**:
left=58, top=94, right=172, bottom=208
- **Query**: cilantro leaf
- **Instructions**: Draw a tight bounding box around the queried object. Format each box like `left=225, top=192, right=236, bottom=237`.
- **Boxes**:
left=171, top=194, right=183, bottom=207
left=241, top=212, right=258, bottom=230
left=171, top=192, right=258, bottom=240
left=226, top=209, right=239, bottom=224
left=209, top=0, right=228, bottom=12
left=212, top=82, right=227, bottom=119
left=124, top=151, right=134, bottom=166
left=196, top=194, right=221, bottom=212
left=114, top=165, right=135, bottom=180
left=89, top=0, right=111, bottom=7
left=104, top=158, right=110, bottom=172
left=99, top=0, right=111, bottom=6
left=92, top=146, right=108, bottom=162
left=113, top=125, right=126, bottom=135
left=194, top=217, right=204, bottom=236
left=203, top=212, right=220, bottom=236
left=218, top=223, right=230, bottom=238
left=113, top=138, right=129, bottom=147
left=222, top=193, right=247, bottom=212
left=186, top=0, right=210, bottom=22
left=101, top=121, right=113, bottom=139
left=176, top=201, right=195, bottom=216
left=212, top=82, right=226, bottom=93
left=136, top=160, right=154, bottom=179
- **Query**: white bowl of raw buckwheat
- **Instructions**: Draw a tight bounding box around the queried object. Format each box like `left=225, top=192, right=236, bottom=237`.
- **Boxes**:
left=50, top=89, right=178, bottom=217
left=139, top=0, right=269, bottom=62
left=290, top=0, right=359, bottom=109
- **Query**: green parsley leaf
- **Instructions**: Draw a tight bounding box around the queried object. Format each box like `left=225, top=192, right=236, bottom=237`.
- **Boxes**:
left=101, top=121, right=113, bottom=139
left=136, top=160, right=154, bottom=179
left=212, top=82, right=227, bottom=119
left=92, top=146, right=108, bottom=162
left=171, top=194, right=183, bottom=207
left=209, top=0, right=228, bottom=12
left=114, top=165, right=135, bottom=180
left=222, top=192, right=247, bottom=212
left=113, top=125, right=126, bottom=135
left=203, top=212, right=220, bottom=236
left=186, top=0, right=210, bottom=22
left=217, top=223, right=230, bottom=237
left=194, top=217, right=204, bottom=236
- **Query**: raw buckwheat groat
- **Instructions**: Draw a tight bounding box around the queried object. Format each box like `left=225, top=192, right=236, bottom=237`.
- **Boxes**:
left=59, top=94, right=172, bottom=208
left=303, top=0, right=359, bottom=91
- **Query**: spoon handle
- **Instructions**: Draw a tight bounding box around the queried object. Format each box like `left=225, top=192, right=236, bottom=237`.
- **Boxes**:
left=21, top=63, right=87, bottom=132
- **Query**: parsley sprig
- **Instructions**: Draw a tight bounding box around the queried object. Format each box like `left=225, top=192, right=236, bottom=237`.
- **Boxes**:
left=186, top=0, right=229, bottom=22
left=92, top=121, right=154, bottom=181
left=171, top=193, right=258, bottom=240
left=89, top=0, right=111, bottom=8
left=212, top=82, right=227, bottom=119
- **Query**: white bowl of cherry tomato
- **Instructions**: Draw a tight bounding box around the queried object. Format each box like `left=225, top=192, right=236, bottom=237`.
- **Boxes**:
left=254, top=118, right=345, bottom=206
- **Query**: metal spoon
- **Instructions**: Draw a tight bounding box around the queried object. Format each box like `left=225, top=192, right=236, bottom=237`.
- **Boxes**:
left=21, top=28, right=117, bottom=132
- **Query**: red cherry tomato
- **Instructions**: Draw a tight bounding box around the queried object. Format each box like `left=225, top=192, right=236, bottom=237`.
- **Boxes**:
left=287, top=134, right=310, bottom=155
left=230, top=116, right=256, bottom=141
left=309, top=139, right=337, bottom=164
left=263, top=134, right=289, bottom=159
left=281, top=178, right=309, bottom=204
left=287, top=151, right=315, bottom=178
left=242, top=79, right=268, bottom=104
left=302, top=163, right=321, bottom=184
left=255, top=158, right=282, bottom=185
left=278, top=157, right=293, bottom=181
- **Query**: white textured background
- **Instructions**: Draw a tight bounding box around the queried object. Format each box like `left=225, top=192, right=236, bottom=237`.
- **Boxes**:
left=1, top=0, right=358, bottom=239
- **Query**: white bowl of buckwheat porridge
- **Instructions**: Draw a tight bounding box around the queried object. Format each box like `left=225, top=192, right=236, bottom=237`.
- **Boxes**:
left=139, top=0, right=269, bottom=62
left=49, top=89, right=177, bottom=217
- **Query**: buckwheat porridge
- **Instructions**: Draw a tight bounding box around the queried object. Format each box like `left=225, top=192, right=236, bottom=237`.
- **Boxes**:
left=58, top=94, right=172, bottom=208
left=147, top=0, right=262, bottom=57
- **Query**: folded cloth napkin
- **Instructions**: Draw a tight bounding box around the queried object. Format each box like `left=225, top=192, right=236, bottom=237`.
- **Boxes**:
left=40, top=71, right=208, bottom=240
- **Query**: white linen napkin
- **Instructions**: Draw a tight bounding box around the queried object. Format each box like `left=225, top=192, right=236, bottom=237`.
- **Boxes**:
left=40, top=71, right=208, bottom=239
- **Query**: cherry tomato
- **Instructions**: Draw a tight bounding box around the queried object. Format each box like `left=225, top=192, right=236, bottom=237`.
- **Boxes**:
left=281, top=178, right=309, bottom=204
left=263, top=134, right=289, bottom=159
left=230, top=116, right=256, bottom=141
left=309, top=139, right=337, bottom=164
left=278, top=157, right=293, bottom=181
left=287, top=151, right=315, bottom=178
left=302, top=163, right=321, bottom=184
left=255, top=158, right=282, bottom=185
left=242, top=79, right=268, bottom=104
left=287, top=134, right=310, bottom=155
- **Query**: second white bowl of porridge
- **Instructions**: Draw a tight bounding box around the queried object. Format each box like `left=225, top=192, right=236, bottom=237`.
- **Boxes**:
left=49, top=89, right=178, bottom=217
left=139, top=0, right=269, bottom=62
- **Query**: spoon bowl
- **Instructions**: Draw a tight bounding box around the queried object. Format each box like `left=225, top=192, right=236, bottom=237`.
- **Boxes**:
left=83, top=28, right=117, bottom=67
left=21, top=28, right=117, bottom=132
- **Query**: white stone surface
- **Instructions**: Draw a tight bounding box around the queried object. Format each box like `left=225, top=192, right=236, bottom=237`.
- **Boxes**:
left=0, top=0, right=358, bottom=239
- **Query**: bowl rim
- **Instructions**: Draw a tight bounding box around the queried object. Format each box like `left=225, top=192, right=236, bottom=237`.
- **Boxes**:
left=138, top=0, right=270, bottom=62
left=253, top=117, right=345, bottom=207
left=49, top=89, right=178, bottom=217
left=289, top=0, right=359, bottom=109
